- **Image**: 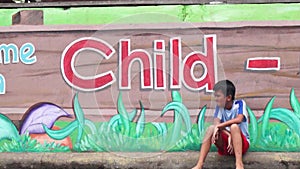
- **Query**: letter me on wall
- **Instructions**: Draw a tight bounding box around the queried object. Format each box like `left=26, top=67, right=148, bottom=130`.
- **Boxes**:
left=0, top=42, right=36, bottom=94
left=61, top=35, right=217, bottom=92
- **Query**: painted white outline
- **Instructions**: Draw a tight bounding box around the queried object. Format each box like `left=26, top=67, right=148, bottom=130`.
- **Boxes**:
left=20, top=43, right=36, bottom=65
left=182, top=34, right=218, bottom=92
left=154, top=40, right=165, bottom=52
left=61, top=37, right=116, bottom=92
left=190, top=60, right=208, bottom=82
left=154, top=40, right=166, bottom=90
left=0, top=43, right=19, bottom=64
left=246, top=57, right=280, bottom=71
left=169, top=37, right=182, bottom=89
left=154, top=53, right=167, bottom=90
left=119, top=39, right=153, bottom=90
left=0, top=74, right=5, bottom=95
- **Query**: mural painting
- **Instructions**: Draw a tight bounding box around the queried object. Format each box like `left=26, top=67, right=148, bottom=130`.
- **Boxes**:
left=0, top=4, right=300, bottom=153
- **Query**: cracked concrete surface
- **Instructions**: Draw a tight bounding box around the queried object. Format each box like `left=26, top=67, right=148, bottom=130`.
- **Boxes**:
left=0, top=152, right=299, bottom=169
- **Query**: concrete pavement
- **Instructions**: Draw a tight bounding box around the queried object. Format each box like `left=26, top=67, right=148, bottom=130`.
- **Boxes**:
left=0, top=152, right=299, bottom=169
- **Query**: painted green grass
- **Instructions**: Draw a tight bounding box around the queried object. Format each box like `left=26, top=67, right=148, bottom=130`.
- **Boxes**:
left=251, top=122, right=300, bottom=152
left=52, top=121, right=300, bottom=152
left=77, top=123, right=203, bottom=152
left=0, top=133, right=70, bottom=152
left=52, top=88, right=300, bottom=152
left=1, top=3, right=300, bottom=26
left=0, top=89, right=300, bottom=152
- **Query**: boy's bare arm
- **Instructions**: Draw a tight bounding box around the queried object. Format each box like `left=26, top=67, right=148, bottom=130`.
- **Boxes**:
left=211, top=118, right=221, bottom=143
left=216, top=114, right=244, bottom=130
left=213, top=118, right=221, bottom=126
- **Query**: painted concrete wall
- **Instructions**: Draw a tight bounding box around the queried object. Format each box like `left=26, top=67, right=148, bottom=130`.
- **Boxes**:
left=0, top=3, right=299, bottom=152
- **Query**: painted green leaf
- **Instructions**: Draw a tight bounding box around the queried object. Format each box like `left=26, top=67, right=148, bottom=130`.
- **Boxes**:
left=165, top=91, right=183, bottom=146
left=258, top=108, right=300, bottom=137
left=73, top=93, right=85, bottom=127
left=73, top=93, right=86, bottom=144
left=197, top=105, right=207, bottom=135
left=43, top=120, right=78, bottom=140
left=0, top=113, right=20, bottom=141
left=108, top=114, right=121, bottom=131
left=117, top=92, right=130, bottom=135
left=261, top=96, right=276, bottom=137
left=85, top=119, right=97, bottom=135
left=290, top=88, right=300, bottom=118
left=171, top=90, right=182, bottom=103
left=76, top=125, right=83, bottom=146
left=162, top=102, right=192, bottom=131
left=136, top=101, right=145, bottom=138
left=152, top=122, right=167, bottom=136
left=108, top=109, right=137, bottom=131
left=246, top=106, right=258, bottom=145
left=162, top=101, right=192, bottom=147
left=128, top=109, right=138, bottom=121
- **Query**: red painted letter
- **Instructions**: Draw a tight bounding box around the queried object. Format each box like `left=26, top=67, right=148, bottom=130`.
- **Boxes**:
left=182, top=35, right=217, bottom=92
left=119, top=39, right=153, bottom=90
left=61, top=37, right=116, bottom=92
left=170, top=38, right=181, bottom=89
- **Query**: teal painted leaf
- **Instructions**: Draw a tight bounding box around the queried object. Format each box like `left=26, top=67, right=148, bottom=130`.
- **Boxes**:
left=136, top=101, right=145, bottom=138
left=246, top=106, right=258, bottom=145
left=117, top=92, right=130, bottom=136
left=162, top=101, right=192, bottom=146
left=258, top=108, right=300, bottom=136
left=73, top=93, right=85, bottom=127
left=171, top=90, right=182, bottom=103
left=43, top=120, right=78, bottom=140
left=152, top=122, right=167, bottom=136
left=0, top=113, right=20, bottom=141
left=108, top=114, right=121, bottom=131
left=197, top=105, right=207, bottom=135
left=73, top=93, right=86, bottom=144
left=261, top=96, right=275, bottom=137
left=85, top=119, right=97, bottom=135
left=76, top=125, right=83, bottom=146
left=164, top=91, right=183, bottom=146
left=108, top=109, right=137, bottom=131
left=128, top=109, right=138, bottom=121
left=162, top=102, right=192, bottom=131
left=171, top=91, right=182, bottom=138
left=290, top=88, right=300, bottom=118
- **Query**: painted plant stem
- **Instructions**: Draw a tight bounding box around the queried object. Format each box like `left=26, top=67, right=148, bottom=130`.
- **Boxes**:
left=197, top=105, right=207, bottom=136
left=43, top=93, right=97, bottom=146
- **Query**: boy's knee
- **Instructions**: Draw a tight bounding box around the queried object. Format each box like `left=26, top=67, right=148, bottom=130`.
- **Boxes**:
left=230, top=123, right=240, bottom=131
left=208, top=125, right=215, bottom=130
left=206, top=125, right=215, bottom=134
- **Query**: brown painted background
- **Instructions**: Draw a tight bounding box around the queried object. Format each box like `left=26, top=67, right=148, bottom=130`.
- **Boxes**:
left=0, top=21, right=300, bottom=122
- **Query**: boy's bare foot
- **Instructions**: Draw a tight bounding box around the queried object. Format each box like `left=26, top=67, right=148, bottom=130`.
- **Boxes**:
left=191, top=164, right=203, bottom=169
left=191, top=166, right=201, bottom=169
left=236, top=163, right=244, bottom=169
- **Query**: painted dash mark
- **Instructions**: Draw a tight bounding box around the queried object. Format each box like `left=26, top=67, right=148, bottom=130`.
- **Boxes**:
left=246, top=57, right=280, bottom=71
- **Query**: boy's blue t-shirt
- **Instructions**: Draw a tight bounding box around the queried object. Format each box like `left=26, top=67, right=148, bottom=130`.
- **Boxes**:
left=214, top=100, right=250, bottom=144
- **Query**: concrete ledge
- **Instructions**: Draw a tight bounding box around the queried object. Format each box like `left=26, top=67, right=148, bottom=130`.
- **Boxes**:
left=0, top=152, right=299, bottom=169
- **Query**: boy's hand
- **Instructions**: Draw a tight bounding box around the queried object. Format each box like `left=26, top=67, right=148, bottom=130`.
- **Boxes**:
left=227, top=135, right=234, bottom=154
left=211, top=126, right=219, bottom=144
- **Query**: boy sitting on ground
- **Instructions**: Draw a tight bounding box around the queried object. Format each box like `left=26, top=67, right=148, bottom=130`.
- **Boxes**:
left=192, top=80, right=250, bottom=169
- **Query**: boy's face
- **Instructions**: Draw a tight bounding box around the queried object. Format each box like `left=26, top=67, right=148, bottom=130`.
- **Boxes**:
left=214, top=90, right=232, bottom=108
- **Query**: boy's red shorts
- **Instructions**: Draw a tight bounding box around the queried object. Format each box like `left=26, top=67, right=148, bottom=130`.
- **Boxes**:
left=215, top=131, right=249, bottom=156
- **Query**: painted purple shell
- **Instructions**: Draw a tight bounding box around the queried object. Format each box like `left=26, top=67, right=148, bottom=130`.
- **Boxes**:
left=20, top=102, right=72, bottom=135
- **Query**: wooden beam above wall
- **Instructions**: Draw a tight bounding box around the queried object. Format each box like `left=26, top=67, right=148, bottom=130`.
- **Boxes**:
left=0, top=0, right=299, bottom=9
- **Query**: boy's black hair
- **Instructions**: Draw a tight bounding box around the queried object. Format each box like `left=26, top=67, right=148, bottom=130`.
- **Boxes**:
left=213, top=80, right=236, bottom=100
